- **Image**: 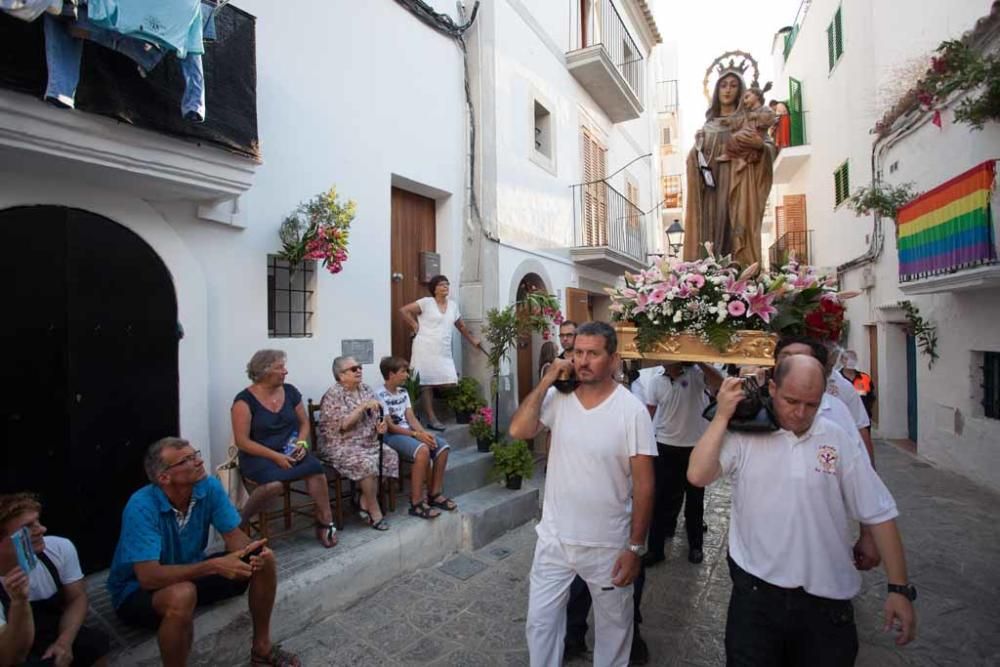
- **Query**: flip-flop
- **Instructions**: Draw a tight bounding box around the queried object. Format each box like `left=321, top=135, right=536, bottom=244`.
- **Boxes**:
left=251, top=643, right=300, bottom=667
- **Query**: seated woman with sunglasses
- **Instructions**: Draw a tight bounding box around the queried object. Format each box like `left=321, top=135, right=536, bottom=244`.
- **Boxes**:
left=231, top=349, right=337, bottom=548
left=317, top=356, right=399, bottom=531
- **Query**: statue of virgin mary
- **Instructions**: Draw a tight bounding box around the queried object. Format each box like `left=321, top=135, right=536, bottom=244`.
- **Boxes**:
left=683, top=52, right=775, bottom=267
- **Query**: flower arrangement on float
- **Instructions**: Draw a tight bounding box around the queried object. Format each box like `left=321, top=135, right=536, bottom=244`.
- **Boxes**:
left=607, top=243, right=853, bottom=356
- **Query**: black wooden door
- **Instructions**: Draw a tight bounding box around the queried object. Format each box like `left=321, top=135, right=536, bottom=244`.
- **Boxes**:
left=0, top=206, right=179, bottom=572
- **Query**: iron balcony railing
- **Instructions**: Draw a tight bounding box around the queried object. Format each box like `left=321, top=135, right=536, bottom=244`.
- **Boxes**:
left=571, top=180, right=647, bottom=263
left=769, top=230, right=811, bottom=268
left=571, top=0, right=645, bottom=101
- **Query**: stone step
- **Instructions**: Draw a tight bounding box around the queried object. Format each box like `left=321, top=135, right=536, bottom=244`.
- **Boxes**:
left=441, top=447, right=495, bottom=499
left=103, top=482, right=539, bottom=666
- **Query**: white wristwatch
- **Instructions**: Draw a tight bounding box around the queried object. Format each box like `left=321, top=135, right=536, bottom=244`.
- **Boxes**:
left=627, top=543, right=647, bottom=557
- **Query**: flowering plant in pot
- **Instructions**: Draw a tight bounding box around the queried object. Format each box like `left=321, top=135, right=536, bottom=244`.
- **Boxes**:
left=445, top=376, right=486, bottom=423
left=277, top=186, right=357, bottom=274
left=468, top=407, right=495, bottom=452
left=489, top=439, right=534, bottom=490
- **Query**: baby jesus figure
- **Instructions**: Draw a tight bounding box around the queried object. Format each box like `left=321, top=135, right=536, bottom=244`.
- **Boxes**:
left=717, top=88, right=776, bottom=173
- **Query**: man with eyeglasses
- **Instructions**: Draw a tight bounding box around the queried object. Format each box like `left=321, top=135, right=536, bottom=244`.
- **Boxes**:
left=107, top=437, right=299, bottom=667
left=557, top=321, right=578, bottom=360
left=0, top=493, right=110, bottom=666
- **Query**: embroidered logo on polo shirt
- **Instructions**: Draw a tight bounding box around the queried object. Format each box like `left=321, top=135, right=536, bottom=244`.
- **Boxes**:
left=815, top=445, right=838, bottom=475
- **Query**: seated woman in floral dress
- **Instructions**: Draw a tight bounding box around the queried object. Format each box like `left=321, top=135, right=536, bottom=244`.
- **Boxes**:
left=317, top=356, right=399, bottom=531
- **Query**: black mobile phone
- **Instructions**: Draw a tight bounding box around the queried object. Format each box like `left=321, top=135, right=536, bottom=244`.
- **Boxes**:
left=240, top=544, right=264, bottom=563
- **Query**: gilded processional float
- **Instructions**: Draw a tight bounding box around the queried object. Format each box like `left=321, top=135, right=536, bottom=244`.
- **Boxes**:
left=610, top=52, right=853, bottom=365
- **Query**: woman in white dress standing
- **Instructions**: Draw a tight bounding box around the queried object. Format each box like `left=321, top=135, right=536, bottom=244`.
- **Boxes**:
left=399, top=275, right=483, bottom=430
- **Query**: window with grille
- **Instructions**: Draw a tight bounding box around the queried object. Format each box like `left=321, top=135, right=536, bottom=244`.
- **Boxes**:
left=534, top=100, right=552, bottom=159
left=983, top=352, right=1000, bottom=419
left=834, top=161, right=850, bottom=207
left=267, top=256, right=315, bottom=338
left=826, top=7, right=844, bottom=71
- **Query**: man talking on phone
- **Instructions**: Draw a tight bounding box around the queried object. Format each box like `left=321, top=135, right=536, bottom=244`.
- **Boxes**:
left=107, top=437, right=299, bottom=667
left=511, top=322, right=656, bottom=667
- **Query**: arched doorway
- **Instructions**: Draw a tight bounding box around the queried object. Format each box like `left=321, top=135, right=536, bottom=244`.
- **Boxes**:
left=0, top=206, right=179, bottom=573
left=515, top=273, right=549, bottom=404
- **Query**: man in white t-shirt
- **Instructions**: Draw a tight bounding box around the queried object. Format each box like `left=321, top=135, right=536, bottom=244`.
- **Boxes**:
left=511, top=321, right=656, bottom=667
left=643, top=363, right=722, bottom=566
left=0, top=493, right=110, bottom=666
left=689, top=356, right=916, bottom=665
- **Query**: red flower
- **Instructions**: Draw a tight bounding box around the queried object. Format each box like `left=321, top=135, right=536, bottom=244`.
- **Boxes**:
left=916, top=90, right=934, bottom=108
left=931, top=56, right=949, bottom=74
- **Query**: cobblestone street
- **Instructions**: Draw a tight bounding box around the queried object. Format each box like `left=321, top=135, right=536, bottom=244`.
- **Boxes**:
left=274, top=442, right=1000, bottom=666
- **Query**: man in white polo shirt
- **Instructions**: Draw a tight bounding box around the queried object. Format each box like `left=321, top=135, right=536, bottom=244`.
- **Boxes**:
left=826, top=345, right=874, bottom=461
left=689, top=356, right=916, bottom=665
left=511, top=321, right=656, bottom=667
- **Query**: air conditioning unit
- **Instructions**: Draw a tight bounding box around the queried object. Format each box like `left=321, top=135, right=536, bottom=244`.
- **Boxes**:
left=860, top=266, right=876, bottom=290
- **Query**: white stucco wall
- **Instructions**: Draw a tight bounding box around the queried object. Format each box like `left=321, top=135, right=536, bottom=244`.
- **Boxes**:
left=772, top=0, right=988, bottom=270
left=491, top=0, right=659, bottom=253
left=838, top=111, right=1000, bottom=492
left=0, top=0, right=469, bottom=468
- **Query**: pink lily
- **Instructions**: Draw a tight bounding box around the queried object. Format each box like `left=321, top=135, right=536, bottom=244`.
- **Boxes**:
left=747, top=291, right=778, bottom=323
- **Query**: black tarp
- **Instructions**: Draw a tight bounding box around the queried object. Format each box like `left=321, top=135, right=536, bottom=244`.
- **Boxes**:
left=0, top=5, right=259, bottom=160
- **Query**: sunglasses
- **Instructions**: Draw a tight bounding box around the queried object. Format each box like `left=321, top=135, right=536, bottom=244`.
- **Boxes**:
left=345, top=365, right=363, bottom=373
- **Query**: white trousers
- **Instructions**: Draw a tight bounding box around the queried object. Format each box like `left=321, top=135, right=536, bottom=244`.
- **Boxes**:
left=526, top=528, right=634, bottom=667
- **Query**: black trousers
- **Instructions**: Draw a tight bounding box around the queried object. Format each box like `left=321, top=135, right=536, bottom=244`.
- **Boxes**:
left=565, top=565, right=645, bottom=644
left=648, top=443, right=704, bottom=556
left=725, top=556, right=858, bottom=667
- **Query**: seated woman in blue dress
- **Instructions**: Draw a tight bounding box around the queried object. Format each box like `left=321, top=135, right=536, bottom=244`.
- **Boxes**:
left=231, top=349, right=337, bottom=548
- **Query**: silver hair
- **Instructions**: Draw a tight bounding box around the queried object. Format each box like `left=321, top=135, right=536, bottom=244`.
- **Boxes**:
left=144, top=437, right=190, bottom=483
left=332, top=356, right=353, bottom=382
left=246, top=349, right=286, bottom=382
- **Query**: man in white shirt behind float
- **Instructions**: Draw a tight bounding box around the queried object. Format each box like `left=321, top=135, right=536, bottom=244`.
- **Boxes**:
left=511, top=321, right=656, bottom=667
left=688, top=355, right=916, bottom=665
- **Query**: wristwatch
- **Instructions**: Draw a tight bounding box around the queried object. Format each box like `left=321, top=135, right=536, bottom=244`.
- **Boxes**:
left=887, top=583, right=917, bottom=601
left=627, top=543, right=647, bottom=558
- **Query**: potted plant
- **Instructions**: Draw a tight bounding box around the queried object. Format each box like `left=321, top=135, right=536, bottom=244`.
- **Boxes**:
left=403, top=370, right=422, bottom=405
left=445, top=376, right=486, bottom=423
left=490, top=439, right=534, bottom=490
left=468, top=407, right=495, bottom=452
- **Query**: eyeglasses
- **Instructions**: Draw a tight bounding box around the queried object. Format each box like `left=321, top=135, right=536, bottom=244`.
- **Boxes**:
left=163, top=449, right=202, bottom=471
left=345, top=365, right=363, bottom=373
left=559, top=333, right=576, bottom=338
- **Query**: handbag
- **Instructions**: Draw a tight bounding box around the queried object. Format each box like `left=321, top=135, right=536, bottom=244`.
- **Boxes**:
left=701, top=376, right=779, bottom=432
left=215, top=444, right=248, bottom=510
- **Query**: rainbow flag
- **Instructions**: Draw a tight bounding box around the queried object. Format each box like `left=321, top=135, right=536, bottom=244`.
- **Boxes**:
left=897, top=160, right=997, bottom=282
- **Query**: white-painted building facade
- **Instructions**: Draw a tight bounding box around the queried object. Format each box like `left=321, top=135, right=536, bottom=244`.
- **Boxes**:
left=767, top=0, right=1000, bottom=492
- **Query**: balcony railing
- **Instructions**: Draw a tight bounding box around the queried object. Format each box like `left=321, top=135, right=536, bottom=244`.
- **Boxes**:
left=769, top=230, right=810, bottom=268
left=566, top=0, right=645, bottom=122
left=656, top=79, right=678, bottom=114
left=571, top=179, right=647, bottom=266
left=662, top=174, right=683, bottom=209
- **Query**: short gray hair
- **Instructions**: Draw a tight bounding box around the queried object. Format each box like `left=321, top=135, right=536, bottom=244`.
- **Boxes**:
left=144, top=437, right=190, bottom=483
left=331, top=356, right=354, bottom=382
left=246, top=349, right=286, bottom=382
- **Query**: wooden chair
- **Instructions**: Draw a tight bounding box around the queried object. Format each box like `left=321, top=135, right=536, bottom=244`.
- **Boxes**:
left=240, top=474, right=316, bottom=541
left=308, top=399, right=394, bottom=525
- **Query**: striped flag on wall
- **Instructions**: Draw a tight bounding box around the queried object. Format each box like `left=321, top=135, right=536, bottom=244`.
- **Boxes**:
left=897, top=160, right=997, bottom=282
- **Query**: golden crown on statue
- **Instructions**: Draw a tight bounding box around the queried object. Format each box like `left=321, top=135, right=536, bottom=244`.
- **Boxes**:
left=702, top=50, right=771, bottom=103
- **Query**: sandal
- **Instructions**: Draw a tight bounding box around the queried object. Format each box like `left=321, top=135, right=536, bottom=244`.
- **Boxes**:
left=358, top=509, right=372, bottom=523
left=428, top=494, right=458, bottom=511
left=426, top=420, right=446, bottom=432
left=370, top=517, right=390, bottom=531
left=315, top=521, right=337, bottom=549
left=251, top=643, right=300, bottom=667
left=408, top=500, right=441, bottom=520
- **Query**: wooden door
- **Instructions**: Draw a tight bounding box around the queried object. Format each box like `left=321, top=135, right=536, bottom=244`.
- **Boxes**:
left=905, top=334, right=918, bottom=444
left=0, top=206, right=178, bottom=573
left=390, top=187, right=436, bottom=361
left=565, top=287, right=592, bottom=325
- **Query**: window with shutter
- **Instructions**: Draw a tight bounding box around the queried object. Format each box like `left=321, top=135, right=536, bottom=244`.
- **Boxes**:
left=833, top=161, right=850, bottom=207
left=827, top=7, right=844, bottom=71
left=581, top=127, right=607, bottom=246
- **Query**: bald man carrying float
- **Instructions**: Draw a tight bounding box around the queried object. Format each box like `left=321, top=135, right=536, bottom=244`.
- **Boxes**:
left=688, top=356, right=916, bottom=666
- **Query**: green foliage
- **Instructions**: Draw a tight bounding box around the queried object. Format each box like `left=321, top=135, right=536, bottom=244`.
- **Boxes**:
left=482, top=291, right=562, bottom=393
left=403, top=370, right=421, bottom=405
left=919, top=39, right=1000, bottom=130
left=846, top=182, right=921, bottom=221
left=468, top=407, right=495, bottom=441
left=445, top=376, right=486, bottom=414
left=489, top=439, right=534, bottom=481
left=898, top=300, right=939, bottom=368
